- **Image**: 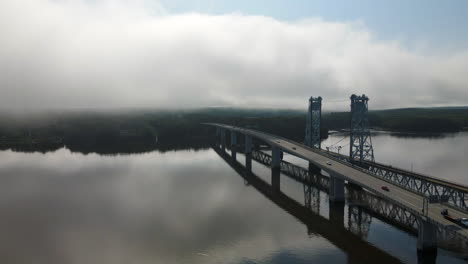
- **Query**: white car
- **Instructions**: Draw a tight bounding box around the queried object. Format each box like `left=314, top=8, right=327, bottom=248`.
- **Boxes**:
left=459, top=218, right=468, bottom=228
left=326, top=161, right=332, bottom=165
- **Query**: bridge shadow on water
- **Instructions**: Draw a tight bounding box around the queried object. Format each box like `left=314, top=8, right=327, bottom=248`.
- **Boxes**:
left=212, top=145, right=450, bottom=264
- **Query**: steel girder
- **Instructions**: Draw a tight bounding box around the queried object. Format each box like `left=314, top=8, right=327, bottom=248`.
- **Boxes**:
left=348, top=205, right=372, bottom=239
left=348, top=188, right=420, bottom=231
left=251, top=150, right=329, bottom=190
left=365, top=163, right=467, bottom=211
left=325, top=151, right=468, bottom=212
left=244, top=148, right=468, bottom=252
left=348, top=187, right=468, bottom=253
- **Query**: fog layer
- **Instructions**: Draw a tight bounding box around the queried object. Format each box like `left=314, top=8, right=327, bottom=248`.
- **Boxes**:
left=1, top=0, right=468, bottom=110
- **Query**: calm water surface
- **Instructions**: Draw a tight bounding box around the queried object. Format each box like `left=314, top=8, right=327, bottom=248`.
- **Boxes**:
left=0, top=132, right=466, bottom=264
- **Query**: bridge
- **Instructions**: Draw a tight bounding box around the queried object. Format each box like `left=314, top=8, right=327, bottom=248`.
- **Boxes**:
left=207, top=122, right=468, bottom=260
left=213, top=145, right=405, bottom=264
left=203, top=93, right=468, bottom=258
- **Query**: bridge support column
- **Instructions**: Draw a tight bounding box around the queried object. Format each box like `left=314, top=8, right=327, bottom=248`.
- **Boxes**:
left=417, top=219, right=438, bottom=262
left=308, top=162, right=321, bottom=174
left=417, top=248, right=437, bottom=264
left=271, top=167, right=281, bottom=192
left=271, top=146, right=282, bottom=170
left=220, top=129, right=226, bottom=150
left=245, top=135, right=252, bottom=171
left=329, top=176, right=345, bottom=202
left=271, top=146, right=282, bottom=191
left=215, top=127, right=221, bottom=147
left=329, top=200, right=345, bottom=225
left=231, top=131, right=237, bottom=160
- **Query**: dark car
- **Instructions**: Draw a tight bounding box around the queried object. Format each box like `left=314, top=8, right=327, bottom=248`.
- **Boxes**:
left=381, top=186, right=390, bottom=191
left=441, top=209, right=449, bottom=216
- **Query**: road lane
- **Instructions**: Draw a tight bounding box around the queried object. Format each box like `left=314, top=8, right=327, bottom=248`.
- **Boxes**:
left=208, top=123, right=468, bottom=239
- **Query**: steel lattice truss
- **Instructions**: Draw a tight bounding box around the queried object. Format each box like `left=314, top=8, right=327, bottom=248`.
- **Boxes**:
left=249, top=149, right=468, bottom=251
left=348, top=188, right=420, bottom=231
left=347, top=187, right=468, bottom=253
left=305, top=96, right=322, bottom=149
left=303, top=183, right=321, bottom=214
left=324, top=151, right=468, bottom=212
left=251, top=150, right=329, bottom=190
left=348, top=206, right=372, bottom=239
left=364, top=161, right=468, bottom=211
left=350, top=94, right=375, bottom=163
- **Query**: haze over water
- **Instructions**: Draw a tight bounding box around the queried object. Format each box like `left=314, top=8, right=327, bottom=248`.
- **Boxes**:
left=0, top=132, right=465, bottom=263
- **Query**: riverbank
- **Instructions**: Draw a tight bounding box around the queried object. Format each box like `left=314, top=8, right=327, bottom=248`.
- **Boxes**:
left=0, top=107, right=466, bottom=154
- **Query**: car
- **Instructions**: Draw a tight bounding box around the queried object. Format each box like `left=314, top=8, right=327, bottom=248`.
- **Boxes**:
left=458, top=218, right=468, bottom=228
left=381, top=186, right=390, bottom=191
left=292, top=147, right=296, bottom=150
left=326, top=161, right=332, bottom=165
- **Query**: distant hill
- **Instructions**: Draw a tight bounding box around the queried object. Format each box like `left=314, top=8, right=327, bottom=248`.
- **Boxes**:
left=0, top=106, right=466, bottom=154
left=323, top=107, right=468, bottom=132
left=426, top=106, right=468, bottom=110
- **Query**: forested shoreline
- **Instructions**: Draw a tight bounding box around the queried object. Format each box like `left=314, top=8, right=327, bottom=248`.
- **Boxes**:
left=0, top=107, right=466, bottom=154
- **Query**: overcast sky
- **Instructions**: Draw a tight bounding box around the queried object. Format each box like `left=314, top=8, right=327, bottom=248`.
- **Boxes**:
left=1, top=0, right=468, bottom=111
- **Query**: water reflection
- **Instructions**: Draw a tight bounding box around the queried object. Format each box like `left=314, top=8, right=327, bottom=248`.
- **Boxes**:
left=215, top=145, right=468, bottom=263
left=0, top=146, right=465, bottom=264
left=213, top=146, right=405, bottom=263
left=0, top=148, right=349, bottom=264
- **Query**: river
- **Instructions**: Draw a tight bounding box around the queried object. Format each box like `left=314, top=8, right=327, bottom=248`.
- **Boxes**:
left=0, top=132, right=465, bottom=263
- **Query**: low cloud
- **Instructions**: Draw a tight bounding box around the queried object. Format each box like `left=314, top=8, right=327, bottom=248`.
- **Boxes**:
left=1, top=0, right=468, bottom=111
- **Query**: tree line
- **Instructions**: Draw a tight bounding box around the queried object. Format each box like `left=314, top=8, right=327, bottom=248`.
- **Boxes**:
left=0, top=107, right=466, bottom=154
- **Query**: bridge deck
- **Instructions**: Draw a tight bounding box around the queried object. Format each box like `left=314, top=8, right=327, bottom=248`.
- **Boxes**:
left=207, top=123, right=468, bottom=240
left=214, top=146, right=403, bottom=263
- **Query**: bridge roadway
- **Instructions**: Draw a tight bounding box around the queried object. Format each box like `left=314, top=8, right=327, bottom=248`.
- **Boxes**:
left=207, top=123, right=468, bottom=240
left=213, top=146, right=403, bottom=264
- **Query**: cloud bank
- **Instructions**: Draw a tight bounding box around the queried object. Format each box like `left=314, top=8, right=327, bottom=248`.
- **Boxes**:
left=1, top=0, right=468, bottom=110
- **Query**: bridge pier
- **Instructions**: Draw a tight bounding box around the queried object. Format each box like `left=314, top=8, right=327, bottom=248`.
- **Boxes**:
left=271, top=146, right=282, bottom=191
left=417, top=248, right=437, bottom=264
left=215, top=127, right=221, bottom=147
left=231, top=131, right=237, bottom=160
left=271, top=167, right=281, bottom=192
left=329, top=200, right=345, bottom=225
left=220, top=129, right=226, bottom=150
left=308, top=162, right=321, bottom=174
left=329, top=175, right=345, bottom=202
left=417, top=219, right=438, bottom=262
left=271, top=146, right=282, bottom=170
left=245, top=135, right=252, bottom=171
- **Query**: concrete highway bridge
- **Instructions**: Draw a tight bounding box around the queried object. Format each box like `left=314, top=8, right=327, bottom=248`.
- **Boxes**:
left=213, top=145, right=405, bottom=264
left=205, top=122, right=468, bottom=260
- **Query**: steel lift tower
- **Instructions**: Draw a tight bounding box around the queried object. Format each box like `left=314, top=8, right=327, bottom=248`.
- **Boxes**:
left=349, top=94, right=374, bottom=163
left=305, top=97, right=322, bottom=149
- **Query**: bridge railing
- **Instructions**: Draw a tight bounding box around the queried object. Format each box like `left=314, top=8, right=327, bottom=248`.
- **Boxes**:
left=322, top=151, right=468, bottom=212
left=208, top=123, right=468, bottom=212
left=246, top=148, right=468, bottom=252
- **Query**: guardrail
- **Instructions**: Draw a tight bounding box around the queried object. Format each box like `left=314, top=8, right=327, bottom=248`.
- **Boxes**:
left=324, top=151, right=468, bottom=212
left=247, top=148, right=468, bottom=252
left=208, top=123, right=468, bottom=212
